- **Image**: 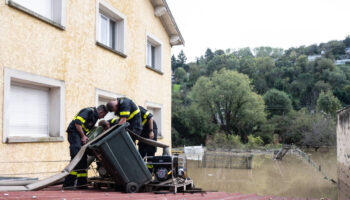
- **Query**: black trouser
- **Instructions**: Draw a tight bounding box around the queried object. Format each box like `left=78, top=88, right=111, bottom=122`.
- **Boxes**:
left=138, top=122, right=158, bottom=158
left=128, top=119, right=143, bottom=142
left=63, top=131, right=88, bottom=188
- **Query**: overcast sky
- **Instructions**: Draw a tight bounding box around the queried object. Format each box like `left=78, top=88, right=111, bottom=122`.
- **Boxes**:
left=167, top=0, right=350, bottom=62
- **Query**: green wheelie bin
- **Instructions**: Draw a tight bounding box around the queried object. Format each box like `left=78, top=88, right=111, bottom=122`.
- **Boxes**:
left=88, top=123, right=152, bottom=193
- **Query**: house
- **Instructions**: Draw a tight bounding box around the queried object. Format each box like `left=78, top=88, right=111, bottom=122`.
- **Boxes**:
left=0, top=0, right=183, bottom=179
left=337, top=106, right=350, bottom=200
left=335, top=59, right=350, bottom=65
left=345, top=47, right=350, bottom=54
left=307, top=54, right=322, bottom=62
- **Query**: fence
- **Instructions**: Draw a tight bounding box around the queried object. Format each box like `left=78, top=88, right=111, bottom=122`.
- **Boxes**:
left=198, top=151, right=254, bottom=169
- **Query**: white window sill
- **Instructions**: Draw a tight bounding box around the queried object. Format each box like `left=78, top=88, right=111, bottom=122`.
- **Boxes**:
left=7, top=0, right=65, bottom=30
left=6, top=136, right=64, bottom=143
left=145, top=65, right=163, bottom=75
left=96, top=41, right=127, bottom=58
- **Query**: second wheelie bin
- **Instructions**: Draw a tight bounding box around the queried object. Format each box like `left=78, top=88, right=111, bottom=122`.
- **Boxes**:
left=88, top=123, right=152, bottom=193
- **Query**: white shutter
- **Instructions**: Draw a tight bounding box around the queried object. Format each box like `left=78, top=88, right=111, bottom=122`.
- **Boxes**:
left=9, top=83, right=49, bottom=137
left=13, top=0, right=53, bottom=20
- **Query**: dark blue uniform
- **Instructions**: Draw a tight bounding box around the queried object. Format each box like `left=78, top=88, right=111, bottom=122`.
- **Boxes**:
left=115, top=97, right=142, bottom=135
left=138, top=106, right=158, bottom=157
left=108, top=117, right=119, bottom=126
left=63, top=107, right=99, bottom=188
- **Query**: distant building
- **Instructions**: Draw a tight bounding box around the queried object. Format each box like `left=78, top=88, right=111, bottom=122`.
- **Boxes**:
left=335, top=59, right=350, bottom=65
left=346, top=47, right=350, bottom=54
left=307, top=55, right=322, bottom=62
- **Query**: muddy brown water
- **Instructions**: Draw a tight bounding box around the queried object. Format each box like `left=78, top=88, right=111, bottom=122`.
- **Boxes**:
left=186, top=149, right=337, bottom=199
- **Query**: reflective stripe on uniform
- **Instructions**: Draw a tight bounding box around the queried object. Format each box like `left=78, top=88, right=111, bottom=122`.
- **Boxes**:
left=127, top=109, right=140, bottom=121
left=120, top=111, right=130, bottom=116
left=70, top=171, right=78, bottom=176
left=73, top=116, right=86, bottom=124
left=111, top=118, right=117, bottom=123
left=77, top=173, right=87, bottom=178
left=82, top=124, right=90, bottom=133
left=142, top=111, right=150, bottom=126
left=146, top=164, right=153, bottom=169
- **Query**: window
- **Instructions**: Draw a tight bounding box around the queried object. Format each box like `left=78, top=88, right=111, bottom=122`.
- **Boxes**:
left=95, top=89, right=124, bottom=121
left=3, top=68, right=65, bottom=143
left=146, top=103, right=163, bottom=138
left=7, top=0, right=66, bottom=29
left=97, top=0, right=126, bottom=56
left=146, top=34, right=162, bottom=72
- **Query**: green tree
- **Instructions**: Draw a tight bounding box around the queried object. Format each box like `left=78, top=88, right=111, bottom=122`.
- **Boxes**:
left=206, top=54, right=239, bottom=75
left=344, top=35, right=350, bottom=47
left=171, top=55, right=177, bottom=72
left=317, top=91, right=342, bottom=116
left=264, top=89, right=292, bottom=116
left=204, top=48, right=214, bottom=63
left=324, top=40, right=346, bottom=59
left=302, top=113, right=336, bottom=150
left=174, top=67, right=186, bottom=83
left=177, top=50, right=189, bottom=71
left=190, top=69, right=266, bottom=140
left=171, top=92, right=218, bottom=147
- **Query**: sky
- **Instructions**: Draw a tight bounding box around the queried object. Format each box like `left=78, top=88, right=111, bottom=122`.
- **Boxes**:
left=167, top=0, right=350, bottom=62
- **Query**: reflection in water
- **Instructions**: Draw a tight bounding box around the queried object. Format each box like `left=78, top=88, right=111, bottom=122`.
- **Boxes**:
left=187, top=149, right=337, bottom=199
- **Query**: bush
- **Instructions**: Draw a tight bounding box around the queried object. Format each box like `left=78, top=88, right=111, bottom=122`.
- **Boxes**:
left=206, top=132, right=243, bottom=150
left=246, top=135, right=264, bottom=149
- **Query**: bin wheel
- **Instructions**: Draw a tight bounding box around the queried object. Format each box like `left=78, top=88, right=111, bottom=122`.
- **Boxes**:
left=126, top=182, right=139, bottom=193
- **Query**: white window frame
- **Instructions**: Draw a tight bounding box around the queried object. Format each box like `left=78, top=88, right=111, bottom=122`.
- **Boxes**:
left=146, top=33, right=163, bottom=72
left=145, top=101, right=163, bottom=138
left=6, top=0, right=67, bottom=29
left=96, top=0, right=126, bottom=55
left=3, top=68, right=65, bottom=143
left=95, top=88, right=124, bottom=121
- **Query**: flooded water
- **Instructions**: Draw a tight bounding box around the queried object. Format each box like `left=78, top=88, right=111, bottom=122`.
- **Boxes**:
left=187, top=149, right=337, bottom=199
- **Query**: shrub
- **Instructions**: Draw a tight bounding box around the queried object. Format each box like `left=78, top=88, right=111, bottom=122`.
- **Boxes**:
left=246, top=135, right=264, bottom=149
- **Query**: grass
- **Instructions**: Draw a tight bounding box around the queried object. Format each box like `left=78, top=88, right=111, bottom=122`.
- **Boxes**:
left=173, top=84, right=181, bottom=92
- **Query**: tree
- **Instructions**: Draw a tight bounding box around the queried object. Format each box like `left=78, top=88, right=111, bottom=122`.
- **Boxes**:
left=344, top=35, right=350, bottom=47
left=171, top=92, right=218, bottom=147
left=171, top=55, right=177, bottom=72
left=317, top=91, right=342, bottom=117
left=190, top=69, right=266, bottom=141
left=174, top=67, right=186, bottom=83
left=234, top=47, right=254, bottom=58
left=264, top=89, right=292, bottom=116
left=302, top=114, right=336, bottom=150
left=323, top=40, right=346, bottom=59
left=206, top=54, right=239, bottom=75
left=177, top=50, right=189, bottom=71
left=204, top=48, right=214, bottom=63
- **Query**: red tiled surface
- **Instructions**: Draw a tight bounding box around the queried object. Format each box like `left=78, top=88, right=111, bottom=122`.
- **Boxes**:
left=0, top=185, right=323, bottom=200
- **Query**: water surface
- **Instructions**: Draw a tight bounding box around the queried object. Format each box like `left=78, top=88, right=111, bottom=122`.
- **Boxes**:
left=187, top=149, right=337, bottom=199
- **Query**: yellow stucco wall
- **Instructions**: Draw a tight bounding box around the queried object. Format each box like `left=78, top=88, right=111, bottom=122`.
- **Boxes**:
left=0, top=0, right=172, bottom=179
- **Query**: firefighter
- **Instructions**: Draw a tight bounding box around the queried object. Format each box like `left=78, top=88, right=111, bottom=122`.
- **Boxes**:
left=138, top=106, right=158, bottom=157
left=63, top=105, right=107, bottom=189
left=106, top=97, right=142, bottom=136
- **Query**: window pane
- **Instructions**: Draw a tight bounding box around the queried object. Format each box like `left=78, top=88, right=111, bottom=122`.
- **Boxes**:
left=147, top=43, right=152, bottom=66
left=100, top=14, right=108, bottom=45
left=110, top=20, right=116, bottom=50
left=151, top=45, right=156, bottom=68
